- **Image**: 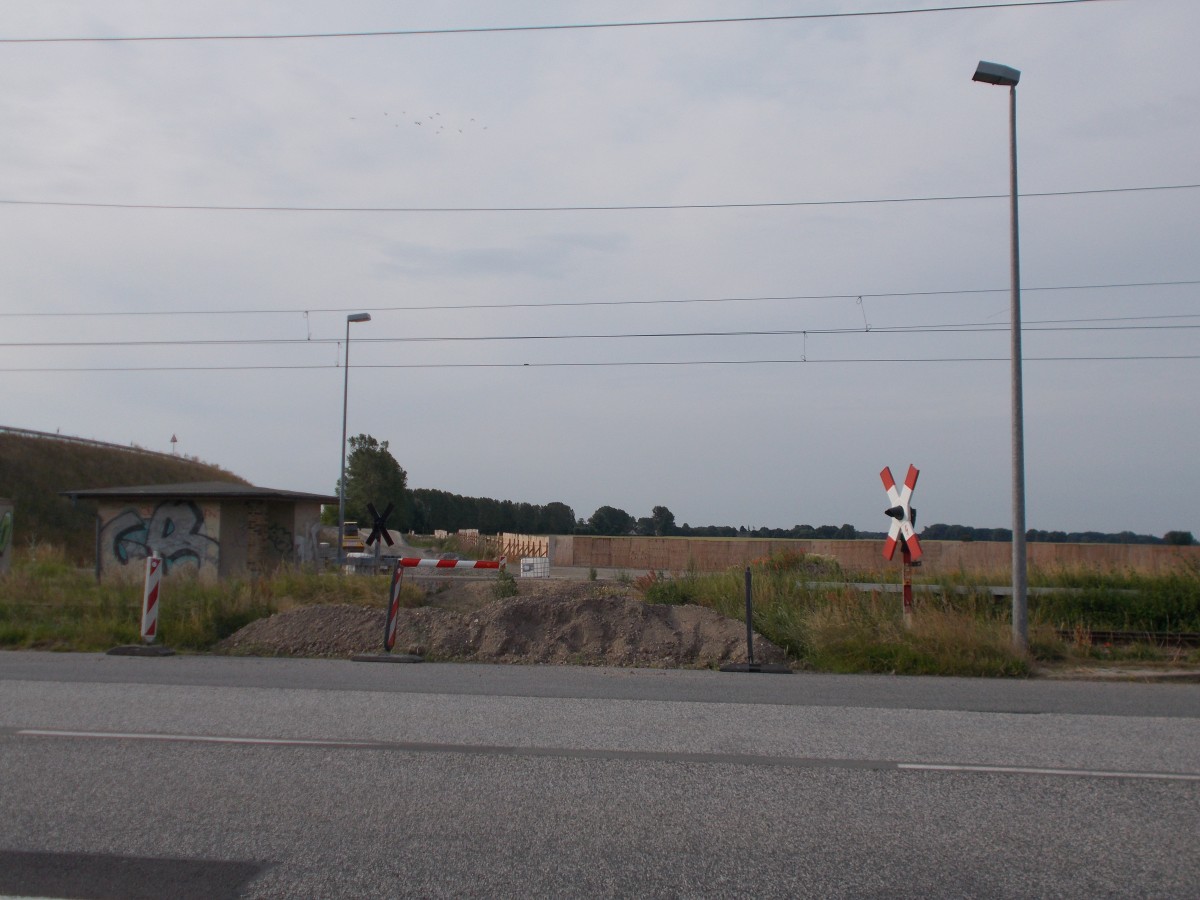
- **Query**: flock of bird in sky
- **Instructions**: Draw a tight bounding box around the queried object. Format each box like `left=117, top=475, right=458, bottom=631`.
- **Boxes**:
left=348, top=110, right=488, bottom=134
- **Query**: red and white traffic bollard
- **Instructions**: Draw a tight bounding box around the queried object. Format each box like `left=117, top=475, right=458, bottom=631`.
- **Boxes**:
left=383, top=559, right=405, bottom=652
left=141, top=554, right=163, bottom=643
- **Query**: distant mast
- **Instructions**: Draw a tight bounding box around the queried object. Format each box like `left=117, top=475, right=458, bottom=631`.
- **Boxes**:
left=170, top=434, right=178, bottom=455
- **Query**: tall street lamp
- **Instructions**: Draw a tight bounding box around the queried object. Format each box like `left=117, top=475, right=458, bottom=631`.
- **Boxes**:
left=338, top=312, right=372, bottom=569
left=972, top=60, right=1027, bottom=650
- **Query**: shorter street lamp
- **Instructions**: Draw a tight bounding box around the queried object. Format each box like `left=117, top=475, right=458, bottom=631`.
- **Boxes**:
left=338, top=312, right=372, bottom=569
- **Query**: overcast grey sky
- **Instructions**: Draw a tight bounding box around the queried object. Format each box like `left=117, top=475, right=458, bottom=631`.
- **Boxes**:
left=2, top=0, right=1196, bottom=536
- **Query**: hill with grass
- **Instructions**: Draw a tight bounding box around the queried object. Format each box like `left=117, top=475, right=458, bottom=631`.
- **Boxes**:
left=0, top=426, right=248, bottom=562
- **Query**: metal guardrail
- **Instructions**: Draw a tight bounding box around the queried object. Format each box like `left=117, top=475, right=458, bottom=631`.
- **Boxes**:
left=803, top=582, right=1195, bottom=645
left=0, top=424, right=182, bottom=462
left=1055, top=629, right=1200, bottom=648
left=802, top=581, right=1138, bottom=598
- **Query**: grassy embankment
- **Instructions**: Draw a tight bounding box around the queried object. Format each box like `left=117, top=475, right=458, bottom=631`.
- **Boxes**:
left=635, top=550, right=1200, bottom=676
left=0, top=428, right=247, bottom=563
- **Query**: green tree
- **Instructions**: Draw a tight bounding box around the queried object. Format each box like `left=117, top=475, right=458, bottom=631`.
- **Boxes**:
left=540, top=502, right=576, bottom=534
left=650, top=505, right=677, bottom=536
left=338, top=434, right=408, bottom=528
left=1164, top=530, right=1196, bottom=546
left=588, top=505, right=633, bottom=536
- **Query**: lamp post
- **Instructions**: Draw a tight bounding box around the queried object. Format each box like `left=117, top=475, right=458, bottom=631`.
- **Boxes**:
left=338, top=312, right=372, bottom=569
left=972, top=60, right=1027, bottom=650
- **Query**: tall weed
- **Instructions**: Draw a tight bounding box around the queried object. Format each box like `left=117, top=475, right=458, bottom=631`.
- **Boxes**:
left=1029, top=569, right=1200, bottom=632
left=0, top=550, right=412, bottom=651
left=636, top=550, right=1032, bottom=675
left=802, top=594, right=1028, bottom=676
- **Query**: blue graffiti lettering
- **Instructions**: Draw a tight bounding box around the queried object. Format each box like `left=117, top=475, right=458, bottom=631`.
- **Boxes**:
left=102, top=501, right=219, bottom=573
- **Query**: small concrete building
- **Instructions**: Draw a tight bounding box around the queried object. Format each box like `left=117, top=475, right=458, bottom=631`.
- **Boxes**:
left=62, top=482, right=336, bottom=581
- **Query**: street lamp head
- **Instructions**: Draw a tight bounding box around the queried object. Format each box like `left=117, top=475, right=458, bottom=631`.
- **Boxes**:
left=973, top=60, right=1020, bottom=87
left=347, top=312, right=372, bottom=323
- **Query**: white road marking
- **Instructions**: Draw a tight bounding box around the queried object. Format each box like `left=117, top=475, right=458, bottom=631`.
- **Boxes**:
left=17, top=729, right=377, bottom=748
left=16, top=729, right=1200, bottom=781
left=899, top=762, right=1200, bottom=782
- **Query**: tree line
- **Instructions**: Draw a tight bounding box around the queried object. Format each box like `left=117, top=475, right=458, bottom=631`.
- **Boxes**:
left=574, top=505, right=860, bottom=539
left=409, top=490, right=576, bottom=536
left=331, top=435, right=576, bottom=534
left=334, top=435, right=1195, bottom=545
left=920, top=523, right=1195, bottom=546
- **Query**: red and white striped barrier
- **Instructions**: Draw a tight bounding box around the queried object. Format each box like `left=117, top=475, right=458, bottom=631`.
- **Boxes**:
left=380, top=555, right=507, bottom=654
left=395, top=556, right=506, bottom=570
left=141, top=555, right=163, bottom=643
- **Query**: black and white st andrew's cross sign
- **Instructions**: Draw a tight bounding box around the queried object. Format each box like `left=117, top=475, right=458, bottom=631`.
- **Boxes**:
left=365, top=502, right=395, bottom=547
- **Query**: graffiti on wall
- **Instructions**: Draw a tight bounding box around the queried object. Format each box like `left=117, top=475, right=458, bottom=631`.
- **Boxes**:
left=265, top=521, right=294, bottom=557
left=102, top=500, right=219, bottom=573
left=291, top=523, right=323, bottom=566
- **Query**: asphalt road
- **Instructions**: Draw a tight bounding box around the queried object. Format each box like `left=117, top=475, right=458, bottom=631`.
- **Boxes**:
left=2, top=651, right=1198, bottom=899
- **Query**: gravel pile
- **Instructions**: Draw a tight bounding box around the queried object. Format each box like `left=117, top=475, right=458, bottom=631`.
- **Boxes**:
left=218, top=581, right=787, bottom=668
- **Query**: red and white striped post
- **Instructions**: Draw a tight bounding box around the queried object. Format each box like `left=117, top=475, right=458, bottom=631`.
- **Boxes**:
left=141, top=554, right=164, bottom=643
left=383, top=559, right=405, bottom=652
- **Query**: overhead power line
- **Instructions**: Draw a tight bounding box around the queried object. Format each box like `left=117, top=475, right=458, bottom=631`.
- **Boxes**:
left=0, top=319, right=1196, bottom=350
left=0, top=2, right=1111, bottom=44
left=1, top=353, right=1193, bottom=374
left=3, top=182, right=1190, bottom=215
left=0, top=279, right=1195, bottom=320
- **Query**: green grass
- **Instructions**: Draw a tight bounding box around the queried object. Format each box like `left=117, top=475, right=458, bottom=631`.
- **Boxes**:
left=801, top=593, right=1029, bottom=676
left=1027, top=562, right=1200, bottom=632
left=0, top=544, right=421, bottom=652
left=635, top=550, right=1200, bottom=676
left=5, top=544, right=1198, bottom=674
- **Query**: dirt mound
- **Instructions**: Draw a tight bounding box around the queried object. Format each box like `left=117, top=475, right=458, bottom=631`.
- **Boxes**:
left=219, top=581, right=787, bottom=668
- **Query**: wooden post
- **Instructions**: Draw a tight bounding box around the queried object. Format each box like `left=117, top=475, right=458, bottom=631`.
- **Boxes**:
left=901, top=541, right=914, bottom=628
left=744, top=567, right=755, bottom=667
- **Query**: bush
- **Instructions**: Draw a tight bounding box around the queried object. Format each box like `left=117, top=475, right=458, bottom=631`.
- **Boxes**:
left=640, top=575, right=699, bottom=606
left=492, top=569, right=519, bottom=599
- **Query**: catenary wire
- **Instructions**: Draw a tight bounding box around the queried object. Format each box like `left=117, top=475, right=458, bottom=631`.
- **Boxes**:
left=1, top=319, right=1197, bottom=350
left=0, top=353, right=1193, bottom=374
left=0, top=2, right=1112, bottom=44
left=1, top=182, right=1190, bottom=215
left=0, top=279, right=1195, bottom=320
